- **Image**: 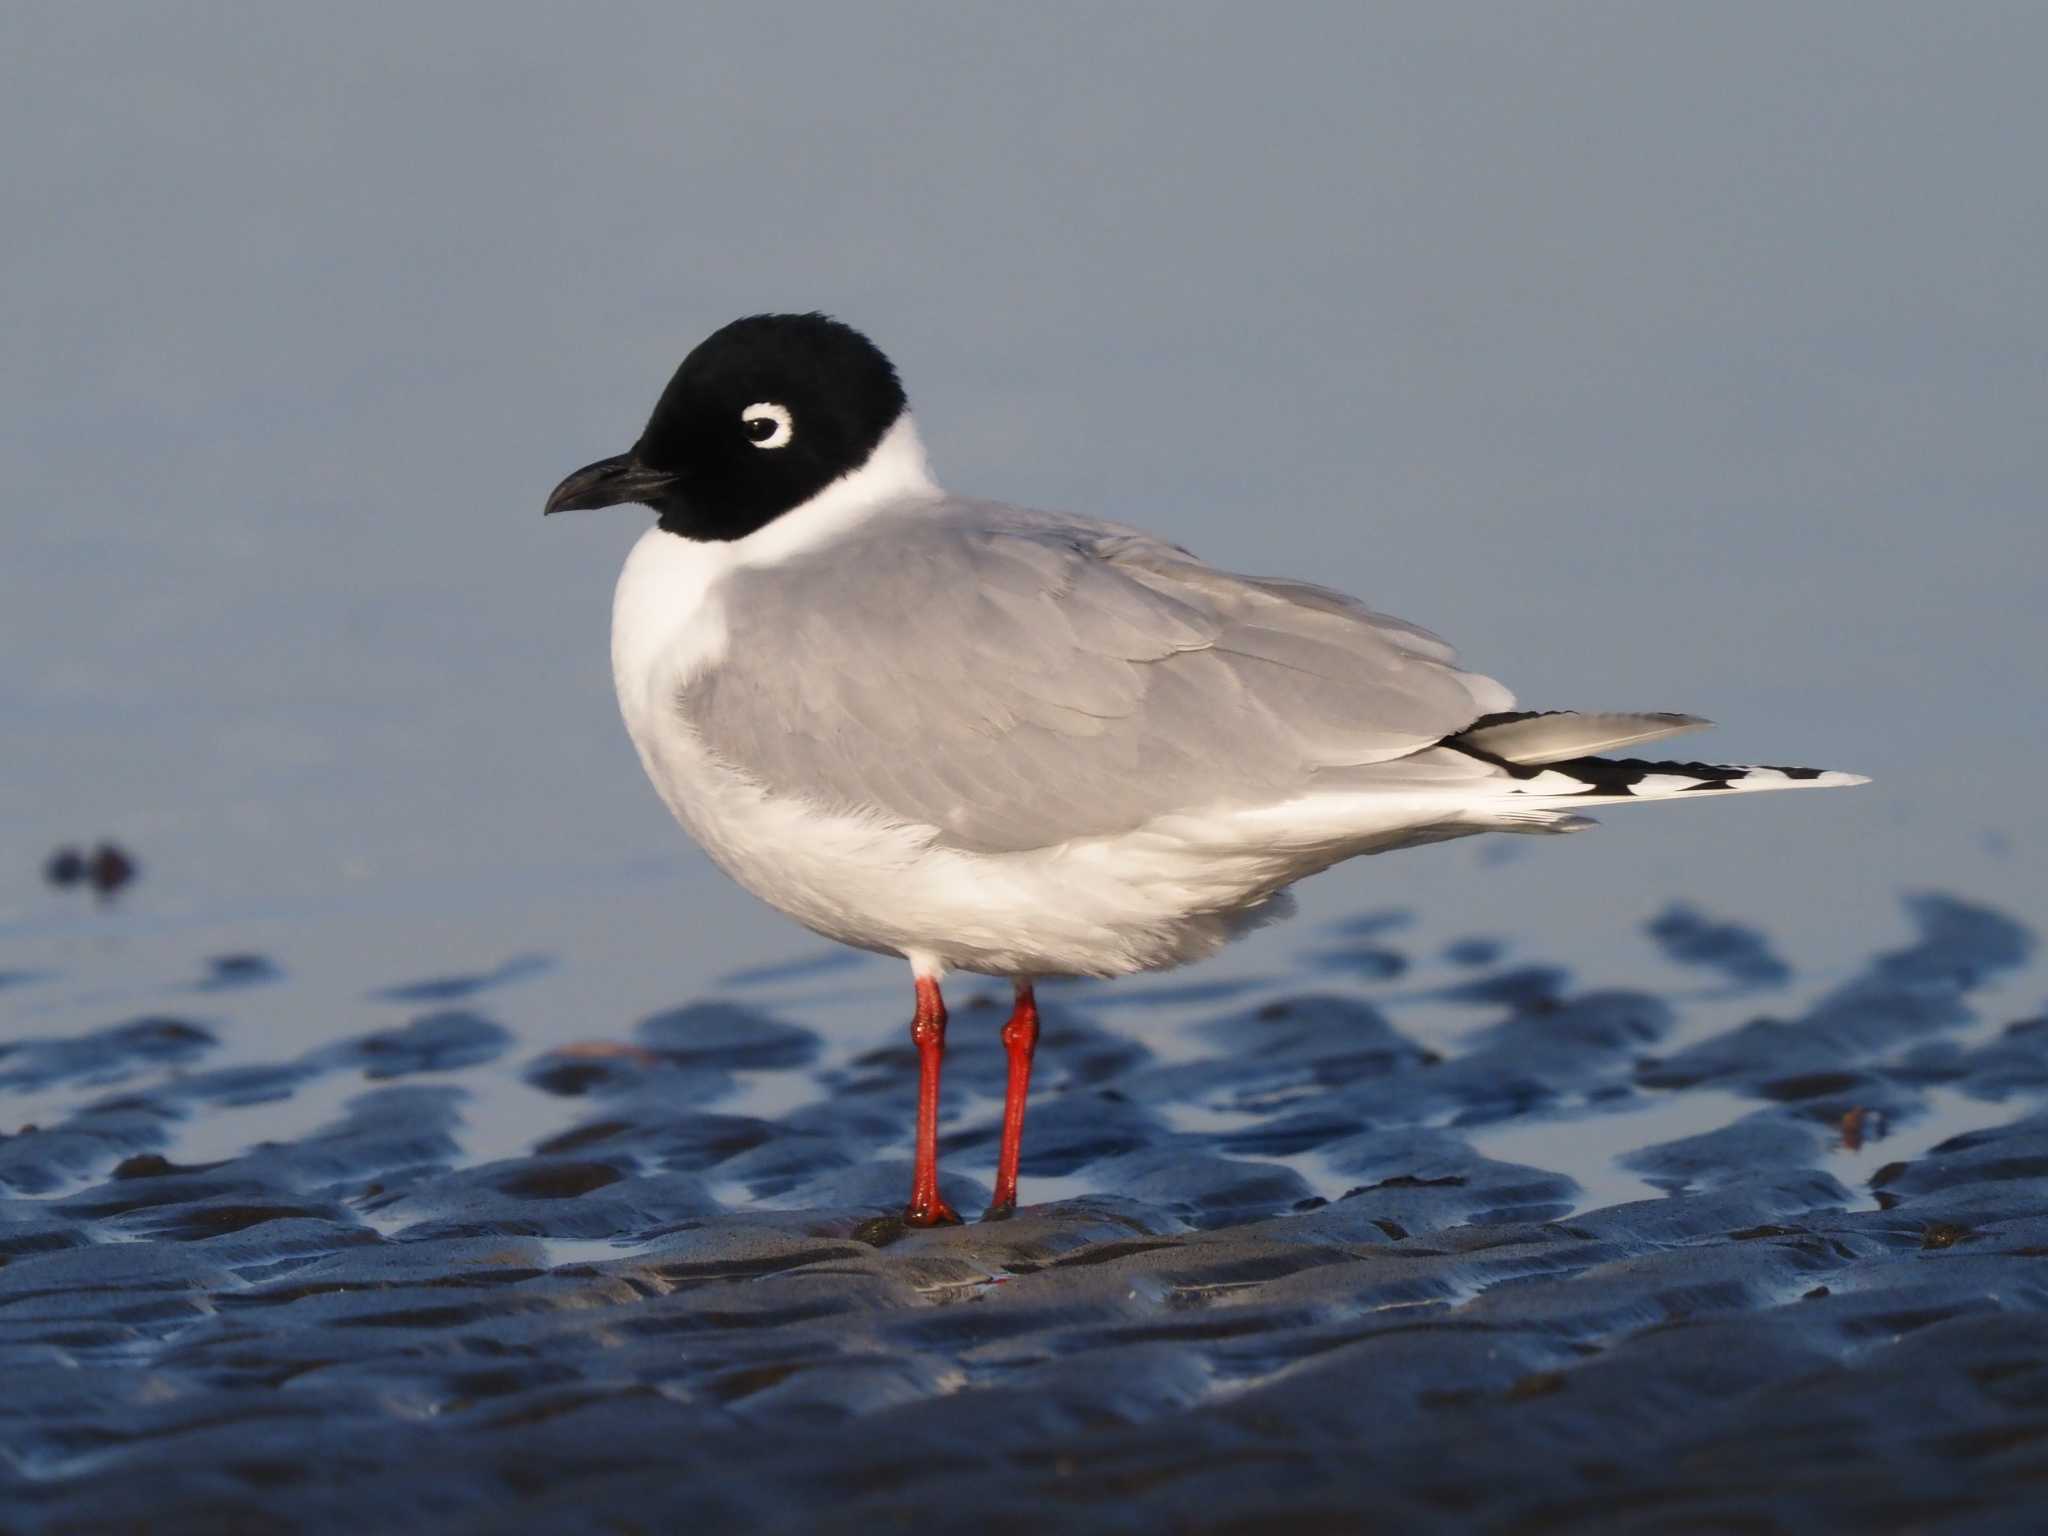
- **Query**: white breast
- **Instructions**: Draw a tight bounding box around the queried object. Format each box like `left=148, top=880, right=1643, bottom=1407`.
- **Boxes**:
left=609, top=415, right=971, bottom=962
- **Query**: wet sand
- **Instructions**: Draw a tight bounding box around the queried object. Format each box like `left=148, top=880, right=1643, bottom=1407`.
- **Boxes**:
left=3, top=893, right=2045, bottom=1532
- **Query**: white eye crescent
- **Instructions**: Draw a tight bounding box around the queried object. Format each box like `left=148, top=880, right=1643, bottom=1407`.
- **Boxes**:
left=741, top=402, right=793, bottom=449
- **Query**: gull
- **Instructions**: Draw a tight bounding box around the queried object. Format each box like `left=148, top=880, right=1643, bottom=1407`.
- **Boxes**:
left=546, top=313, right=1865, bottom=1225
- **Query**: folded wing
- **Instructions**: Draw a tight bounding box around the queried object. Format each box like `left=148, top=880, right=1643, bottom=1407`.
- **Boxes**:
left=681, top=499, right=1513, bottom=852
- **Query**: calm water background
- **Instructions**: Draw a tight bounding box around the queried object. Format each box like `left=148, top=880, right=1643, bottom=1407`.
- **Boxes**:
left=5, top=5, right=2045, bottom=1162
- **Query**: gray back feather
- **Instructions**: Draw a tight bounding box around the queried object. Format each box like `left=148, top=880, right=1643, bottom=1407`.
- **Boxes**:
left=679, top=498, right=1512, bottom=852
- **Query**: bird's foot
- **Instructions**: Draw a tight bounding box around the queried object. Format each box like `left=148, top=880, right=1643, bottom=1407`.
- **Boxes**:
left=980, top=1200, right=1017, bottom=1223
left=902, top=1196, right=962, bottom=1227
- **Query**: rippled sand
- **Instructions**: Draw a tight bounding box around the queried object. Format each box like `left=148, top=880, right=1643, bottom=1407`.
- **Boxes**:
left=3, top=894, right=2044, bottom=1531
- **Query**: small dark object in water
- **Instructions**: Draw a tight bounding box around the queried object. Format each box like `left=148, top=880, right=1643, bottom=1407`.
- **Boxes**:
left=46, top=842, right=137, bottom=899
left=1444, top=936, right=1505, bottom=968
left=88, top=843, right=136, bottom=897
left=199, top=953, right=281, bottom=989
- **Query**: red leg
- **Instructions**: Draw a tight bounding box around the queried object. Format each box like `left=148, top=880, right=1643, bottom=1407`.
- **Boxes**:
left=986, top=980, right=1039, bottom=1220
left=904, top=975, right=960, bottom=1226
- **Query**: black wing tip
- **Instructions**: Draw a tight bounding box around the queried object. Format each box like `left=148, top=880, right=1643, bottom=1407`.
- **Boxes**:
left=1550, top=757, right=1864, bottom=796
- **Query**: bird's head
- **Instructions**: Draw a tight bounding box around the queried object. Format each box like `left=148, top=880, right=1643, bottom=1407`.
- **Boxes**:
left=544, top=312, right=908, bottom=542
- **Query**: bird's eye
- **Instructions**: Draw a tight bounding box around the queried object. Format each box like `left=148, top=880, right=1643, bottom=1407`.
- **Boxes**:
left=741, top=403, right=793, bottom=449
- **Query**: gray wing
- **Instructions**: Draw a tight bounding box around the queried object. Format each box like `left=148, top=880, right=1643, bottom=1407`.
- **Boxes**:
left=681, top=499, right=1513, bottom=852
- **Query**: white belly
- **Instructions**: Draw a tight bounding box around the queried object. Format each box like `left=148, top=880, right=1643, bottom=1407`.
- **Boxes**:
left=617, top=683, right=1293, bottom=976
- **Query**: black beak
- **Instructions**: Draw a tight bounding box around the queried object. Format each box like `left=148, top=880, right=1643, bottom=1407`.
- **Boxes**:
left=543, top=452, right=680, bottom=516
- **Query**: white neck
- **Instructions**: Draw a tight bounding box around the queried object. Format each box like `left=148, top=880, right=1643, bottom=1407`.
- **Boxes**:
left=612, top=410, right=944, bottom=699
left=736, top=409, right=941, bottom=568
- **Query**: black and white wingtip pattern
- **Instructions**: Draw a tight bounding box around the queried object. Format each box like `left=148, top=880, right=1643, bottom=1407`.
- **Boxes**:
left=1499, top=754, right=1871, bottom=803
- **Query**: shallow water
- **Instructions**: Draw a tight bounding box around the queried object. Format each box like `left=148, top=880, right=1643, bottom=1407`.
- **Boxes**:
left=4, top=884, right=2045, bottom=1532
